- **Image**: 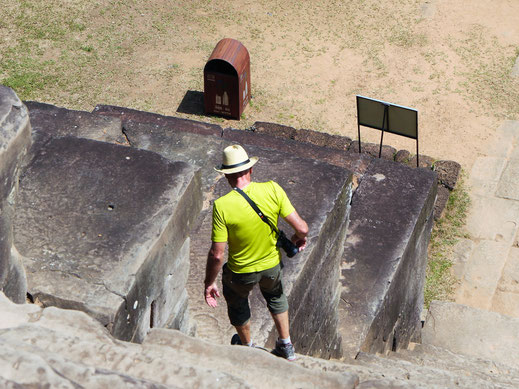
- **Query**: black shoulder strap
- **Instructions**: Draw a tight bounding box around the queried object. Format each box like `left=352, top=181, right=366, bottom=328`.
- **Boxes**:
left=234, top=187, right=279, bottom=235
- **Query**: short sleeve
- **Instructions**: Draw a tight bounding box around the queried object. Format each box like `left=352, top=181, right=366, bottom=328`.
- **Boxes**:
left=211, top=201, right=228, bottom=242
left=273, top=182, right=295, bottom=218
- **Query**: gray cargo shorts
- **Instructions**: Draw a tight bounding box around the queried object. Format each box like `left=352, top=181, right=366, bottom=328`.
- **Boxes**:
left=222, top=262, right=288, bottom=326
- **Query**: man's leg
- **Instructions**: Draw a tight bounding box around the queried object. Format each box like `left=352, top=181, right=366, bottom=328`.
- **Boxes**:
left=271, top=310, right=290, bottom=339
left=235, top=321, right=252, bottom=345
left=222, top=265, right=257, bottom=345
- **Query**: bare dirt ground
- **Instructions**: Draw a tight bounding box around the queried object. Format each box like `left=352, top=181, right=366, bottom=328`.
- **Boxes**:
left=1, top=0, right=518, bottom=170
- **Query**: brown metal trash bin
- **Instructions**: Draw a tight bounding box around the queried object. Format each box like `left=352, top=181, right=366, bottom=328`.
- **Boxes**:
left=204, top=38, right=250, bottom=120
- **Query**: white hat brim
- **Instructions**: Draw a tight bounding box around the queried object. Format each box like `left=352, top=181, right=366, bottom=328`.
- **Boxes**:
left=214, top=156, right=258, bottom=174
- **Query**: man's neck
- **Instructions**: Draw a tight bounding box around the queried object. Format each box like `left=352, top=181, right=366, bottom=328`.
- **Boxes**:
left=234, top=177, right=251, bottom=189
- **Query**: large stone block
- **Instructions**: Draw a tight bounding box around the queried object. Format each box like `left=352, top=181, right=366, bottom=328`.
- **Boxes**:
left=0, top=292, right=359, bottom=389
left=423, top=301, right=519, bottom=368
left=13, top=136, right=202, bottom=341
left=223, top=128, right=371, bottom=176
left=92, top=104, right=223, bottom=137
left=25, top=101, right=125, bottom=144
left=121, top=120, right=227, bottom=193
left=188, top=143, right=352, bottom=358
left=340, top=159, right=437, bottom=358
left=0, top=86, right=32, bottom=303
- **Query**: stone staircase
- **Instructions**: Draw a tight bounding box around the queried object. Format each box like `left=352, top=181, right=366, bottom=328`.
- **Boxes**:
left=3, top=291, right=519, bottom=388
left=454, top=120, right=519, bottom=317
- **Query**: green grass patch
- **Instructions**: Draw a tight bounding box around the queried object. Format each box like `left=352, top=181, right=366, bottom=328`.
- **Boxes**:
left=424, top=171, right=471, bottom=307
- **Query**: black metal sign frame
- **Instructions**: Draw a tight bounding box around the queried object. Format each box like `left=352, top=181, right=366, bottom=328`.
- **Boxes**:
left=356, top=95, right=419, bottom=167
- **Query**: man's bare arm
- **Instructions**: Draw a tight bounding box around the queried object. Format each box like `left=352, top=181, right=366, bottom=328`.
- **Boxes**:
left=284, top=211, right=308, bottom=250
left=204, top=241, right=226, bottom=307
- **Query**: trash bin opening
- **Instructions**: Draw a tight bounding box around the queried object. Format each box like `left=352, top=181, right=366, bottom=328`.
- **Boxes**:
left=204, top=60, right=237, bottom=76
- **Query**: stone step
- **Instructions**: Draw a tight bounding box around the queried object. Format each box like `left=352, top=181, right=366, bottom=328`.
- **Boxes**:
left=422, top=301, right=519, bottom=368
left=352, top=352, right=516, bottom=389
left=389, top=343, right=519, bottom=387
left=0, top=292, right=358, bottom=389
left=491, top=246, right=519, bottom=317
left=293, top=348, right=513, bottom=389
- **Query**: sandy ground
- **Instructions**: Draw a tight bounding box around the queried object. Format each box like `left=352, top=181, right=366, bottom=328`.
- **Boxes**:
left=124, top=0, right=519, bottom=170
left=3, top=0, right=518, bottom=171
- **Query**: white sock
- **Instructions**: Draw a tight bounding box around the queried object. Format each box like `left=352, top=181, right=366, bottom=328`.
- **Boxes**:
left=278, top=337, right=291, bottom=345
left=246, top=340, right=254, bottom=347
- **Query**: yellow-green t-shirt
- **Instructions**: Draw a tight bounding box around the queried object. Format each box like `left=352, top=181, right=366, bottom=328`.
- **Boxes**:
left=211, top=181, right=295, bottom=273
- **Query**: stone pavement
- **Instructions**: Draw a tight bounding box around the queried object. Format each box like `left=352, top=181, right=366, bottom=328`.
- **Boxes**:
left=453, top=120, right=519, bottom=317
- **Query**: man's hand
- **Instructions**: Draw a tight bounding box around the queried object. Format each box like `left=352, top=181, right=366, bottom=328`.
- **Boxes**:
left=285, top=211, right=309, bottom=252
left=204, top=283, right=220, bottom=307
left=291, top=234, right=307, bottom=251
left=204, top=242, right=226, bottom=308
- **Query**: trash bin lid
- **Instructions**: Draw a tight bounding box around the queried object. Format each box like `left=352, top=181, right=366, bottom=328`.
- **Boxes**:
left=205, top=38, right=250, bottom=77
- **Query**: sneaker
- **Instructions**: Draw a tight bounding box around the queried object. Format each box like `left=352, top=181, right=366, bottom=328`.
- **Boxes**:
left=271, top=340, right=296, bottom=361
left=231, top=334, right=242, bottom=345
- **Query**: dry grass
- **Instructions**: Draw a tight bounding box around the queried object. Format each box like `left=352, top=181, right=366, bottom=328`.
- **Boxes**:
left=2, top=0, right=517, bottom=138
left=1, top=0, right=518, bottom=304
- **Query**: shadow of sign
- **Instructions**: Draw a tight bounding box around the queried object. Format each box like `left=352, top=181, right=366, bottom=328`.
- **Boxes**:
left=176, top=91, right=205, bottom=115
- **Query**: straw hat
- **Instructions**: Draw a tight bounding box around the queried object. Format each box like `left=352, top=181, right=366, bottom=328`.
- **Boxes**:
left=214, top=144, right=258, bottom=174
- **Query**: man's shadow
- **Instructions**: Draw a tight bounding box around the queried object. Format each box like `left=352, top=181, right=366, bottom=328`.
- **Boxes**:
left=176, top=91, right=205, bottom=115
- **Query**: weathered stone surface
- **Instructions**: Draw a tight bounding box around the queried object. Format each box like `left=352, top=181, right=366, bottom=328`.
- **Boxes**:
left=0, top=292, right=359, bottom=389
left=470, top=156, right=507, bottom=181
left=122, top=120, right=227, bottom=193
left=351, top=351, right=515, bottom=389
left=145, top=329, right=358, bottom=388
left=295, top=128, right=352, bottom=150
left=423, top=301, right=519, bottom=368
left=93, top=104, right=223, bottom=137
left=252, top=121, right=298, bottom=139
left=349, top=141, right=397, bottom=161
left=340, top=158, right=437, bottom=358
left=496, top=158, right=519, bottom=200
left=0, top=86, right=32, bottom=303
left=296, top=343, right=519, bottom=388
left=433, top=160, right=460, bottom=190
left=390, top=342, right=519, bottom=387
left=252, top=121, right=352, bottom=150
left=492, top=247, right=519, bottom=317
left=13, top=136, right=202, bottom=341
left=433, top=185, right=450, bottom=220
left=188, top=143, right=352, bottom=358
left=25, top=101, right=125, bottom=144
left=223, top=128, right=371, bottom=176
left=394, top=149, right=411, bottom=163
left=466, top=194, right=519, bottom=243
left=486, top=120, right=519, bottom=158
left=455, top=240, right=510, bottom=310
left=406, top=154, right=434, bottom=169
left=449, top=238, right=476, bottom=279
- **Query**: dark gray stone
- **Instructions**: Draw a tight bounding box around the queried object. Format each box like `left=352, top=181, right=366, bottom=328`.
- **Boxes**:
left=224, top=128, right=371, bottom=176
left=349, top=141, right=397, bottom=161
left=0, top=86, right=32, bottom=303
left=434, top=160, right=461, bottom=190
left=13, top=136, right=202, bottom=341
left=394, top=149, right=411, bottom=164
left=252, top=121, right=298, bottom=139
left=296, top=128, right=352, bottom=151
left=187, top=142, right=352, bottom=358
left=251, top=121, right=352, bottom=151
left=92, top=104, right=223, bottom=137
left=339, top=158, right=437, bottom=358
left=122, top=120, right=227, bottom=193
left=433, top=185, right=451, bottom=220
left=407, top=154, right=435, bottom=169
left=25, top=101, right=126, bottom=144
